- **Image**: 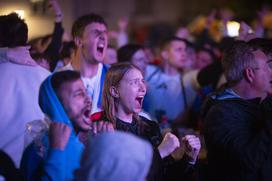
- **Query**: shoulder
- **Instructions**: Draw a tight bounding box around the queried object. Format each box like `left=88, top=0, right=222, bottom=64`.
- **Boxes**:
left=204, top=98, right=252, bottom=130
left=0, top=63, right=50, bottom=78
left=145, top=65, right=162, bottom=81
left=140, top=116, right=159, bottom=129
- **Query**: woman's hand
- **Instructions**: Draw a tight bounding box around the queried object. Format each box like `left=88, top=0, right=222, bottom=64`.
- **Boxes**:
left=158, top=132, right=180, bottom=158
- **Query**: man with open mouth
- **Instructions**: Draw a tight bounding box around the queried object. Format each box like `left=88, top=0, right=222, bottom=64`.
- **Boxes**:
left=71, top=13, right=109, bottom=114
left=20, top=70, right=114, bottom=180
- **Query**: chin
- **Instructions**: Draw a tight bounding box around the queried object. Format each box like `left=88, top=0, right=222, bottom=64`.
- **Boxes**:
left=133, top=109, right=141, bottom=114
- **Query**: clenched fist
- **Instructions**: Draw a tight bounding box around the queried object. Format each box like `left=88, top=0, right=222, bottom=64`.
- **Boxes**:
left=158, top=132, right=180, bottom=158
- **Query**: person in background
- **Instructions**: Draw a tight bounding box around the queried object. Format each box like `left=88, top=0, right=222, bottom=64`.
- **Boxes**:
left=104, top=45, right=118, bottom=65
left=29, top=0, right=64, bottom=72
left=0, top=13, right=50, bottom=168
left=54, top=41, right=76, bottom=71
left=203, top=41, right=272, bottom=181
left=117, top=43, right=149, bottom=74
left=144, top=37, right=196, bottom=124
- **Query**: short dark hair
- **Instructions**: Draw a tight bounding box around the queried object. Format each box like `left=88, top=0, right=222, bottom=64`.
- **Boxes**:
left=159, top=36, right=187, bottom=50
left=0, top=13, right=28, bottom=47
left=51, top=70, right=81, bottom=93
left=117, top=44, right=144, bottom=63
left=71, top=13, right=107, bottom=38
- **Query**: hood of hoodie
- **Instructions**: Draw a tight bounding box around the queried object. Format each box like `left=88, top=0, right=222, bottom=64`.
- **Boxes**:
left=201, top=88, right=242, bottom=119
left=38, top=73, right=84, bottom=180
left=75, top=131, right=153, bottom=181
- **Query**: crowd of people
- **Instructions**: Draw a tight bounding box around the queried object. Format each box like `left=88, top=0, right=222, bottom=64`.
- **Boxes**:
left=1, top=0, right=272, bottom=180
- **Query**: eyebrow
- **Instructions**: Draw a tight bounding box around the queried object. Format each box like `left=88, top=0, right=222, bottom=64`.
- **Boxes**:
left=73, top=89, right=84, bottom=94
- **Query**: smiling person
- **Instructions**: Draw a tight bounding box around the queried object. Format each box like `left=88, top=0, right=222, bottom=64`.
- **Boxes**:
left=20, top=70, right=113, bottom=180
left=92, top=62, right=200, bottom=181
left=71, top=13, right=109, bottom=114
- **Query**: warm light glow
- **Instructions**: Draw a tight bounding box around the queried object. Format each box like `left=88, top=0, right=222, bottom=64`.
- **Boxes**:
left=14, top=10, right=25, bottom=19
left=226, top=21, right=240, bottom=37
left=29, top=0, right=44, bottom=2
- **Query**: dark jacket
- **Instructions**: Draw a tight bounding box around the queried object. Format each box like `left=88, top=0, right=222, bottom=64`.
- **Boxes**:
left=203, top=88, right=272, bottom=181
left=98, top=114, right=195, bottom=181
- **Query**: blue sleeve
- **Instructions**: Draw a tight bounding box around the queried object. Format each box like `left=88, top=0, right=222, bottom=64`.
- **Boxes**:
left=21, top=144, right=65, bottom=181
left=40, top=148, right=65, bottom=181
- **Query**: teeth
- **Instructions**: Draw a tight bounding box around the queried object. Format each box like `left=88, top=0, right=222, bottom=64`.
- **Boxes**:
left=97, top=43, right=104, bottom=48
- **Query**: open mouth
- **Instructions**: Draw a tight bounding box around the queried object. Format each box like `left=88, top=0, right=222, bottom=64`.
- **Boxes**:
left=83, top=109, right=91, bottom=123
left=97, top=43, right=104, bottom=55
left=135, top=96, right=144, bottom=106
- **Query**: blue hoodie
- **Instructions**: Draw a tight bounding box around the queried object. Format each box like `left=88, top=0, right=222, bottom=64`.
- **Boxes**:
left=20, top=74, right=84, bottom=181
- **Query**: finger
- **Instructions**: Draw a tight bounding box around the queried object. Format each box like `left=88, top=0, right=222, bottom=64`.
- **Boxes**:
left=92, top=122, right=97, bottom=135
left=102, top=122, right=107, bottom=131
left=97, top=121, right=104, bottom=132
left=106, top=122, right=114, bottom=131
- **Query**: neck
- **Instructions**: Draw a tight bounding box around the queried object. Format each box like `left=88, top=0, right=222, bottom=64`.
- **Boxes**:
left=80, top=61, right=99, bottom=78
left=163, top=61, right=180, bottom=75
left=231, top=80, right=267, bottom=100
left=74, top=49, right=100, bottom=78
left=115, top=106, right=133, bottom=123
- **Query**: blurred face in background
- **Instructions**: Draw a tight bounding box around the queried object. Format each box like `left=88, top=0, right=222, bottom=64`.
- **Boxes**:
left=162, top=40, right=187, bottom=69
left=195, top=50, right=213, bottom=70
left=104, top=47, right=117, bottom=65
left=131, top=49, right=149, bottom=74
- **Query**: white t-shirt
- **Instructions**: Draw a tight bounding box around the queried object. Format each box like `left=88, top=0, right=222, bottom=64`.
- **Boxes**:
left=81, top=63, right=103, bottom=114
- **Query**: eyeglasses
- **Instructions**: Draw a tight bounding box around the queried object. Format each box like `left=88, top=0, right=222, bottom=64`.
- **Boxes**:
left=251, top=60, right=272, bottom=71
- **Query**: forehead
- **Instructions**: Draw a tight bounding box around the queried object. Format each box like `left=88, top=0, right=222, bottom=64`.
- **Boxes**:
left=59, top=79, right=85, bottom=93
left=132, top=49, right=145, bottom=59
left=123, top=68, right=143, bottom=80
left=253, top=49, right=268, bottom=64
left=83, top=23, right=107, bottom=35
left=168, top=40, right=186, bottom=49
left=198, top=50, right=211, bottom=58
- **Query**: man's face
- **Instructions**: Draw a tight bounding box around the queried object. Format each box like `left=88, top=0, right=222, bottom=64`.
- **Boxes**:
left=78, top=22, right=108, bottom=64
left=251, top=50, right=272, bottom=98
left=115, top=68, right=146, bottom=115
left=58, top=79, right=92, bottom=131
left=163, top=40, right=187, bottom=69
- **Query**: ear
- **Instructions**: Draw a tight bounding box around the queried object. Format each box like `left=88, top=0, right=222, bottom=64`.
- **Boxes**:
left=74, top=36, right=82, bottom=48
left=244, top=68, right=255, bottom=83
left=110, top=86, right=119, bottom=98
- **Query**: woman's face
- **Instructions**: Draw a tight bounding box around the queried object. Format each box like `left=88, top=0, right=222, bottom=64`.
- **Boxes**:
left=115, top=68, right=146, bottom=115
